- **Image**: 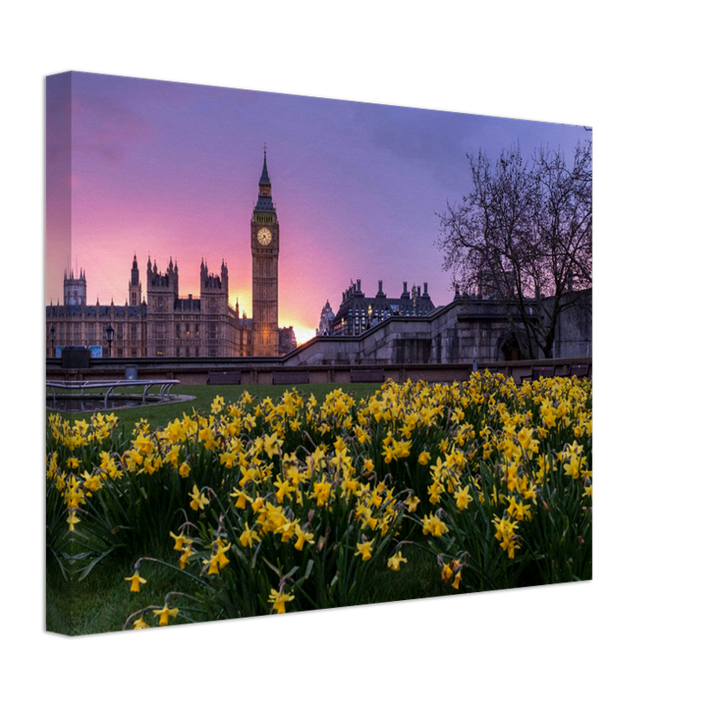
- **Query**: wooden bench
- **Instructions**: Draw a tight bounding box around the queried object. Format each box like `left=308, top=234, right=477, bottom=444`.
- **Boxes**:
left=207, top=371, right=242, bottom=385
left=562, top=363, right=590, bottom=379
left=520, top=365, right=556, bottom=382
left=272, top=370, right=310, bottom=385
left=350, top=368, right=385, bottom=383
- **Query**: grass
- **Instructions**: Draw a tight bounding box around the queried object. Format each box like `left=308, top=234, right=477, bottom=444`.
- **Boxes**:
left=47, top=382, right=385, bottom=432
left=46, top=546, right=210, bottom=635
left=362, top=543, right=455, bottom=606
left=46, top=540, right=453, bottom=635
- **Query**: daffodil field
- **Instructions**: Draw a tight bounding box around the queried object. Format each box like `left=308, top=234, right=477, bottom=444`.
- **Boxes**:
left=46, top=371, right=592, bottom=633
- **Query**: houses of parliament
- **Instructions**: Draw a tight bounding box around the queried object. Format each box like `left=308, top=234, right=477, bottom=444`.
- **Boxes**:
left=45, top=153, right=296, bottom=359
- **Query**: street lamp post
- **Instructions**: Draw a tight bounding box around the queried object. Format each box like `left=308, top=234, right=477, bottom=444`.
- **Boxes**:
left=105, top=323, right=115, bottom=358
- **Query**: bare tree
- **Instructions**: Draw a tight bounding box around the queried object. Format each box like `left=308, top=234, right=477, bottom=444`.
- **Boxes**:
left=437, top=140, right=592, bottom=359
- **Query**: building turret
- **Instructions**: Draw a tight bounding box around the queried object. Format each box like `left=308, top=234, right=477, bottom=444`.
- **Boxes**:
left=129, top=254, right=142, bottom=307
left=63, top=267, right=87, bottom=306
left=200, top=259, right=229, bottom=318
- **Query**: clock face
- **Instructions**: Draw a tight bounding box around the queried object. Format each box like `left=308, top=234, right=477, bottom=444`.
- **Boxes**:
left=257, top=227, right=272, bottom=246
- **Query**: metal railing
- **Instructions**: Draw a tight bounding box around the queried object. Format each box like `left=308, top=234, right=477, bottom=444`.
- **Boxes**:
left=46, top=379, right=180, bottom=408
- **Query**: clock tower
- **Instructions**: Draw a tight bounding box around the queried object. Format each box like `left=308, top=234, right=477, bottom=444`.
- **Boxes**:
left=251, top=149, right=280, bottom=356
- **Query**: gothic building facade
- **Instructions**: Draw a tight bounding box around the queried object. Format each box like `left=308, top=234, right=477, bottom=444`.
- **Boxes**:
left=46, top=154, right=294, bottom=359
left=329, top=279, right=436, bottom=336
left=316, top=300, right=335, bottom=336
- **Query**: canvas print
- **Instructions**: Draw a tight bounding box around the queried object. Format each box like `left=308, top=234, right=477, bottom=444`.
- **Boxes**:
left=46, top=71, right=592, bottom=635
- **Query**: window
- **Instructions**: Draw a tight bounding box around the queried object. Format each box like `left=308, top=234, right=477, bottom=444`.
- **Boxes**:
left=131, top=323, right=137, bottom=341
left=156, top=323, right=165, bottom=340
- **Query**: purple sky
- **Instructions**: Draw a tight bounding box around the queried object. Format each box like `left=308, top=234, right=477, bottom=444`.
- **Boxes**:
left=46, top=71, right=589, bottom=342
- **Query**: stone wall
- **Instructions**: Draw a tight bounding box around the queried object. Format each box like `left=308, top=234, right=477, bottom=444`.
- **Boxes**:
left=553, top=289, right=592, bottom=358
left=285, top=298, right=529, bottom=367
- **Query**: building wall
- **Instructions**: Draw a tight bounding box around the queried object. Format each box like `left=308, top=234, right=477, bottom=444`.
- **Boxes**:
left=285, top=293, right=592, bottom=367
left=286, top=299, right=518, bottom=366
left=46, top=259, right=258, bottom=359
left=552, top=289, right=592, bottom=358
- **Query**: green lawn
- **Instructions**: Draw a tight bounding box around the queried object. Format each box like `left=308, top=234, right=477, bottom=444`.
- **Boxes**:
left=47, top=382, right=384, bottom=432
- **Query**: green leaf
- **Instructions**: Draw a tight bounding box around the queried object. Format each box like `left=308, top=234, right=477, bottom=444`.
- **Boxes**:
left=76, top=546, right=120, bottom=581
left=284, top=566, right=300, bottom=581
left=262, top=557, right=280, bottom=576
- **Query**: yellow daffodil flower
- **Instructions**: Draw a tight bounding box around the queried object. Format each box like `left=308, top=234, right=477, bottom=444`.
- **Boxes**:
left=421, top=514, right=449, bottom=537
left=313, top=480, right=332, bottom=507
left=179, top=544, right=195, bottom=570
left=67, top=511, right=80, bottom=531
left=294, top=528, right=315, bottom=551
left=132, top=616, right=150, bottom=629
left=169, top=531, right=190, bottom=551
left=387, top=552, right=407, bottom=571
left=268, top=589, right=295, bottom=614
left=405, top=495, right=420, bottom=512
left=230, top=488, right=251, bottom=509
left=153, top=603, right=179, bottom=626
left=125, top=570, right=147, bottom=593
left=240, top=523, right=260, bottom=548
left=210, top=395, right=225, bottom=414
left=454, top=485, right=472, bottom=510
left=355, top=538, right=375, bottom=561
left=189, top=484, right=209, bottom=511
left=563, top=456, right=581, bottom=480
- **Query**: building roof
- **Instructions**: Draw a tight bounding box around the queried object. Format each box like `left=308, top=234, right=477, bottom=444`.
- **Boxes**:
left=254, top=195, right=276, bottom=213
left=46, top=304, right=147, bottom=318
left=333, top=280, right=435, bottom=326
left=259, top=151, right=271, bottom=185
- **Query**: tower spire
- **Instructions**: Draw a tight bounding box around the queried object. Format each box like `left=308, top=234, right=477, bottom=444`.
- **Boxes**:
left=259, top=146, right=271, bottom=186
left=255, top=148, right=275, bottom=214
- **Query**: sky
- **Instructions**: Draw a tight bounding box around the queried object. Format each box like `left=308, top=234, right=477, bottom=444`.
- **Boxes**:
left=46, top=71, right=590, bottom=344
